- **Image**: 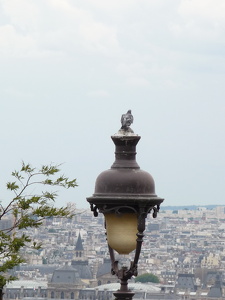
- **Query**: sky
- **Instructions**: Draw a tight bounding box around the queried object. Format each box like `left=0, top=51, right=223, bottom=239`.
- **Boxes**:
left=1, top=0, right=225, bottom=209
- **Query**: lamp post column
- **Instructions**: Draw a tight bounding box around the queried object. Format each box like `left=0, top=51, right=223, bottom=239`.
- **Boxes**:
left=87, top=111, right=164, bottom=300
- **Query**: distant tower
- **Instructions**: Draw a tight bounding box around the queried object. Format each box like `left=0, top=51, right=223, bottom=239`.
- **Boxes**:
left=75, top=232, right=84, bottom=260
left=71, top=232, right=93, bottom=281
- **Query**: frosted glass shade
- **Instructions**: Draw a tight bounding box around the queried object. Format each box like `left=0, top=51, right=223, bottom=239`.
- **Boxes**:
left=105, top=213, right=138, bottom=254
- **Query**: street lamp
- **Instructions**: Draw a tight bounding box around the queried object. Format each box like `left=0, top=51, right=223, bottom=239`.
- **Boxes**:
left=87, top=111, right=164, bottom=300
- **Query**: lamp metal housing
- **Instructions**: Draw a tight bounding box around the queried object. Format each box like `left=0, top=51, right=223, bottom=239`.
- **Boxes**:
left=87, top=114, right=164, bottom=300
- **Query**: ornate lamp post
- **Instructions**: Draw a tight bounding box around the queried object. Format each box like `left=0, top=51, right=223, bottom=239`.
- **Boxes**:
left=87, top=111, right=164, bottom=300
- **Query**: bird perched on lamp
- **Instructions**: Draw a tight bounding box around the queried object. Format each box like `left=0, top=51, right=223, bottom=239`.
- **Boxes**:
left=121, top=110, right=134, bottom=131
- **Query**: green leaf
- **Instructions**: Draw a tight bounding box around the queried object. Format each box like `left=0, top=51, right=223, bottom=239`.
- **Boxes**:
left=41, top=165, right=60, bottom=176
left=11, top=171, right=24, bottom=180
left=21, top=162, right=35, bottom=173
left=6, top=182, right=19, bottom=191
left=42, top=179, right=53, bottom=185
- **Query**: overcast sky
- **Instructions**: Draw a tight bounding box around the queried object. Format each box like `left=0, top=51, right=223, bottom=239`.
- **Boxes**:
left=1, top=0, right=225, bottom=209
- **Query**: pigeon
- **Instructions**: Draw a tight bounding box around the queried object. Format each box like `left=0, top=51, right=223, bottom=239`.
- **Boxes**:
left=121, top=110, right=134, bottom=130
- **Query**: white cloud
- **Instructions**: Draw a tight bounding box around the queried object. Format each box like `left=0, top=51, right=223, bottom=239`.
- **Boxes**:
left=126, top=77, right=149, bottom=87
left=1, top=0, right=39, bottom=31
left=174, top=0, right=225, bottom=40
left=84, top=0, right=137, bottom=12
left=79, top=21, right=119, bottom=56
left=0, top=0, right=120, bottom=58
left=87, top=90, right=110, bottom=97
left=178, top=0, right=225, bottom=22
left=168, top=23, right=183, bottom=37
left=117, top=62, right=150, bottom=78
left=3, top=87, right=33, bottom=99
left=0, top=24, right=36, bottom=57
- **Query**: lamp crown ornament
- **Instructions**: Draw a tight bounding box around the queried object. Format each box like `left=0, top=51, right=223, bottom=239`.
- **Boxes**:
left=87, top=111, right=164, bottom=300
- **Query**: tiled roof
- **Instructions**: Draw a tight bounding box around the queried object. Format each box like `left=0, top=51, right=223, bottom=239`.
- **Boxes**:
left=6, top=280, right=47, bottom=289
left=50, top=264, right=81, bottom=284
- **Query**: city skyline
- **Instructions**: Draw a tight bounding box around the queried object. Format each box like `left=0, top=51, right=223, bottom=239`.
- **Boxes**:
left=3, top=205, right=225, bottom=299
